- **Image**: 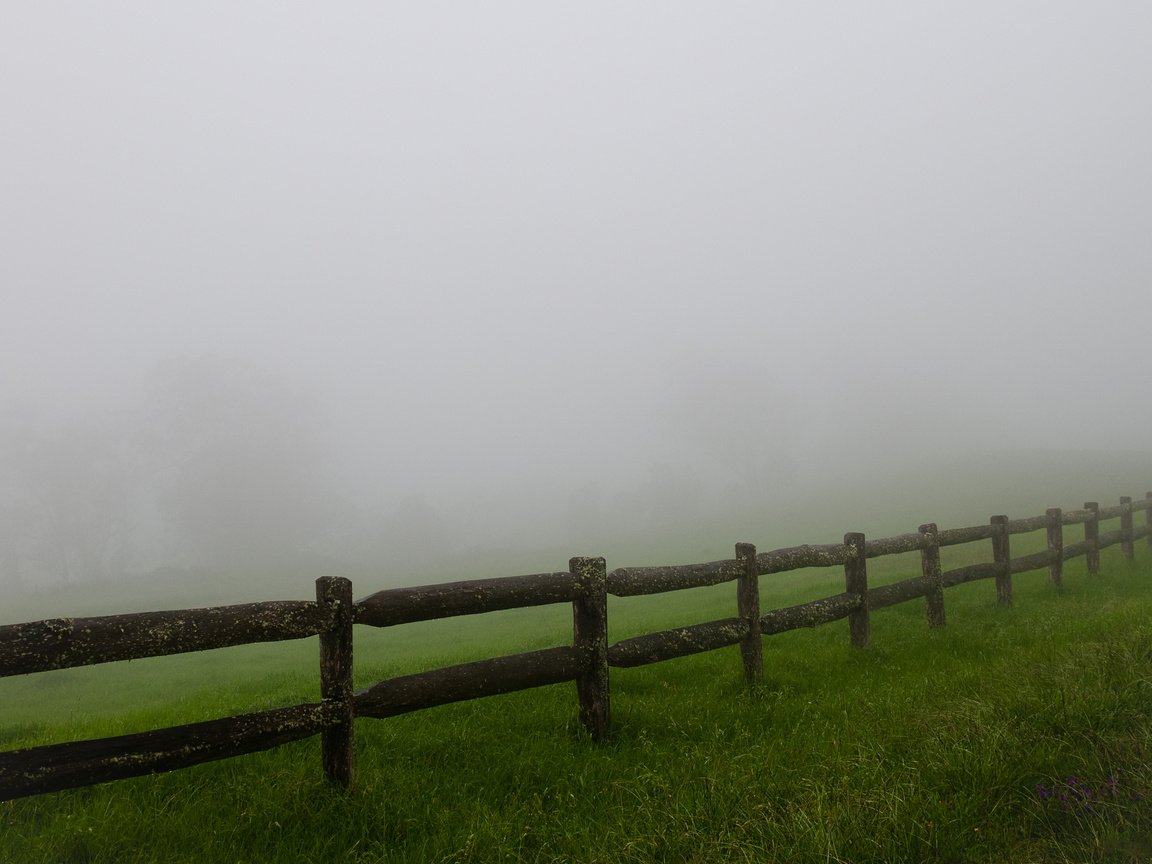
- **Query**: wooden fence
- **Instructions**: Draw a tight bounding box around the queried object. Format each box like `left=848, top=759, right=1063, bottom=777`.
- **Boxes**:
left=1, top=491, right=1150, bottom=801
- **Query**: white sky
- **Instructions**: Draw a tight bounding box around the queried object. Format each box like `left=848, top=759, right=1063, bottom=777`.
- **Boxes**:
left=4, top=2, right=1152, bottom=504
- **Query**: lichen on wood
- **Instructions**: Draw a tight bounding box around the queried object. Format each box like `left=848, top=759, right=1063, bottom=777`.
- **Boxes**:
left=757, top=543, right=852, bottom=574
left=843, top=533, right=869, bottom=648
left=353, top=647, right=581, bottom=719
left=760, top=592, right=861, bottom=634
left=735, top=542, right=763, bottom=685
left=355, top=572, right=577, bottom=627
left=920, top=523, right=944, bottom=627
left=572, top=557, right=610, bottom=740
left=936, top=524, right=994, bottom=547
left=608, top=559, right=743, bottom=597
left=317, top=576, right=354, bottom=789
left=865, top=533, right=923, bottom=558
left=0, top=601, right=329, bottom=678
left=607, top=618, right=748, bottom=668
left=1062, top=508, right=1095, bottom=525
left=992, top=515, right=1012, bottom=608
left=1006, top=514, right=1049, bottom=534
left=868, top=576, right=931, bottom=610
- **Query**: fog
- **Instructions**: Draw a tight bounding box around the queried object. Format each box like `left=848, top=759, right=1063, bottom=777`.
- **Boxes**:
left=3, top=3, right=1151, bottom=606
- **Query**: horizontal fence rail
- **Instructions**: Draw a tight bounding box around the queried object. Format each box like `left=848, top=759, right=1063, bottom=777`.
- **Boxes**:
left=864, top=533, right=923, bottom=557
left=2, top=490, right=1150, bottom=802
left=607, top=559, right=744, bottom=596
left=355, top=572, right=578, bottom=627
left=0, top=703, right=341, bottom=800
left=354, top=647, right=584, bottom=719
left=607, top=618, right=748, bottom=668
left=0, top=601, right=331, bottom=677
left=760, top=592, right=864, bottom=633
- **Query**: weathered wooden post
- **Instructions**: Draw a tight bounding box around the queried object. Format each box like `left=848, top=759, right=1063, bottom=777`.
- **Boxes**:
left=1085, top=502, right=1101, bottom=576
left=919, top=523, right=944, bottom=627
left=316, top=576, right=354, bottom=788
left=571, top=557, right=609, bottom=741
left=1120, top=496, right=1134, bottom=560
left=1147, top=492, right=1152, bottom=549
left=843, top=533, right=869, bottom=649
left=1046, top=508, right=1063, bottom=588
left=991, top=515, right=1012, bottom=607
left=735, top=542, right=763, bottom=685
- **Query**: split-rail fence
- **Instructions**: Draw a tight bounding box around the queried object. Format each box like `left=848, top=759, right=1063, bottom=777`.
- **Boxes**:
left=1, top=491, right=1150, bottom=801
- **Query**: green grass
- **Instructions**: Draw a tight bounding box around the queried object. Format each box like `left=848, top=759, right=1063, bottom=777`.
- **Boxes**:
left=3, top=537, right=1152, bottom=863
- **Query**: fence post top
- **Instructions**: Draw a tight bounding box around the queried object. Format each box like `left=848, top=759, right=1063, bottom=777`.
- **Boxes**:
left=569, top=556, right=606, bottom=569
left=316, top=576, right=352, bottom=589
left=918, top=522, right=937, bottom=534
left=569, top=558, right=607, bottom=589
left=990, top=515, right=1008, bottom=525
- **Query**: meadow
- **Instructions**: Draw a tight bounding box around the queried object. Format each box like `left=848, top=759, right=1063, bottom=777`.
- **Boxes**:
left=2, top=526, right=1151, bottom=862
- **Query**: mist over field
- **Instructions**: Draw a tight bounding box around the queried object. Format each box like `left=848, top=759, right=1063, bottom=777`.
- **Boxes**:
left=3, top=3, right=1151, bottom=610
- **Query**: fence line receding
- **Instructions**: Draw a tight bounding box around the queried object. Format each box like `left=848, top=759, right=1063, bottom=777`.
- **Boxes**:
left=1, top=490, right=1149, bottom=801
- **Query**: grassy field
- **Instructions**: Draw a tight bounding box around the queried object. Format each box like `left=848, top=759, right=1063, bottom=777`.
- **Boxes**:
left=2, top=530, right=1152, bottom=862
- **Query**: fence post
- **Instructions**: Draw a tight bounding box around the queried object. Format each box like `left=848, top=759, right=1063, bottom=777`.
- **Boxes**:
left=1046, top=508, right=1063, bottom=588
left=919, top=523, right=944, bottom=627
left=991, top=515, right=1012, bottom=607
left=571, top=557, right=609, bottom=741
left=1085, top=502, right=1101, bottom=576
left=316, top=576, right=354, bottom=789
left=844, top=533, right=869, bottom=649
left=1147, top=492, right=1152, bottom=549
left=1120, top=496, right=1134, bottom=560
left=735, top=542, right=763, bottom=685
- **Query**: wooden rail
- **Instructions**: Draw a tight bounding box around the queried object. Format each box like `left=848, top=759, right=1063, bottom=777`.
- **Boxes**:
left=1, top=490, right=1149, bottom=802
left=0, top=601, right=330, bottom=677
